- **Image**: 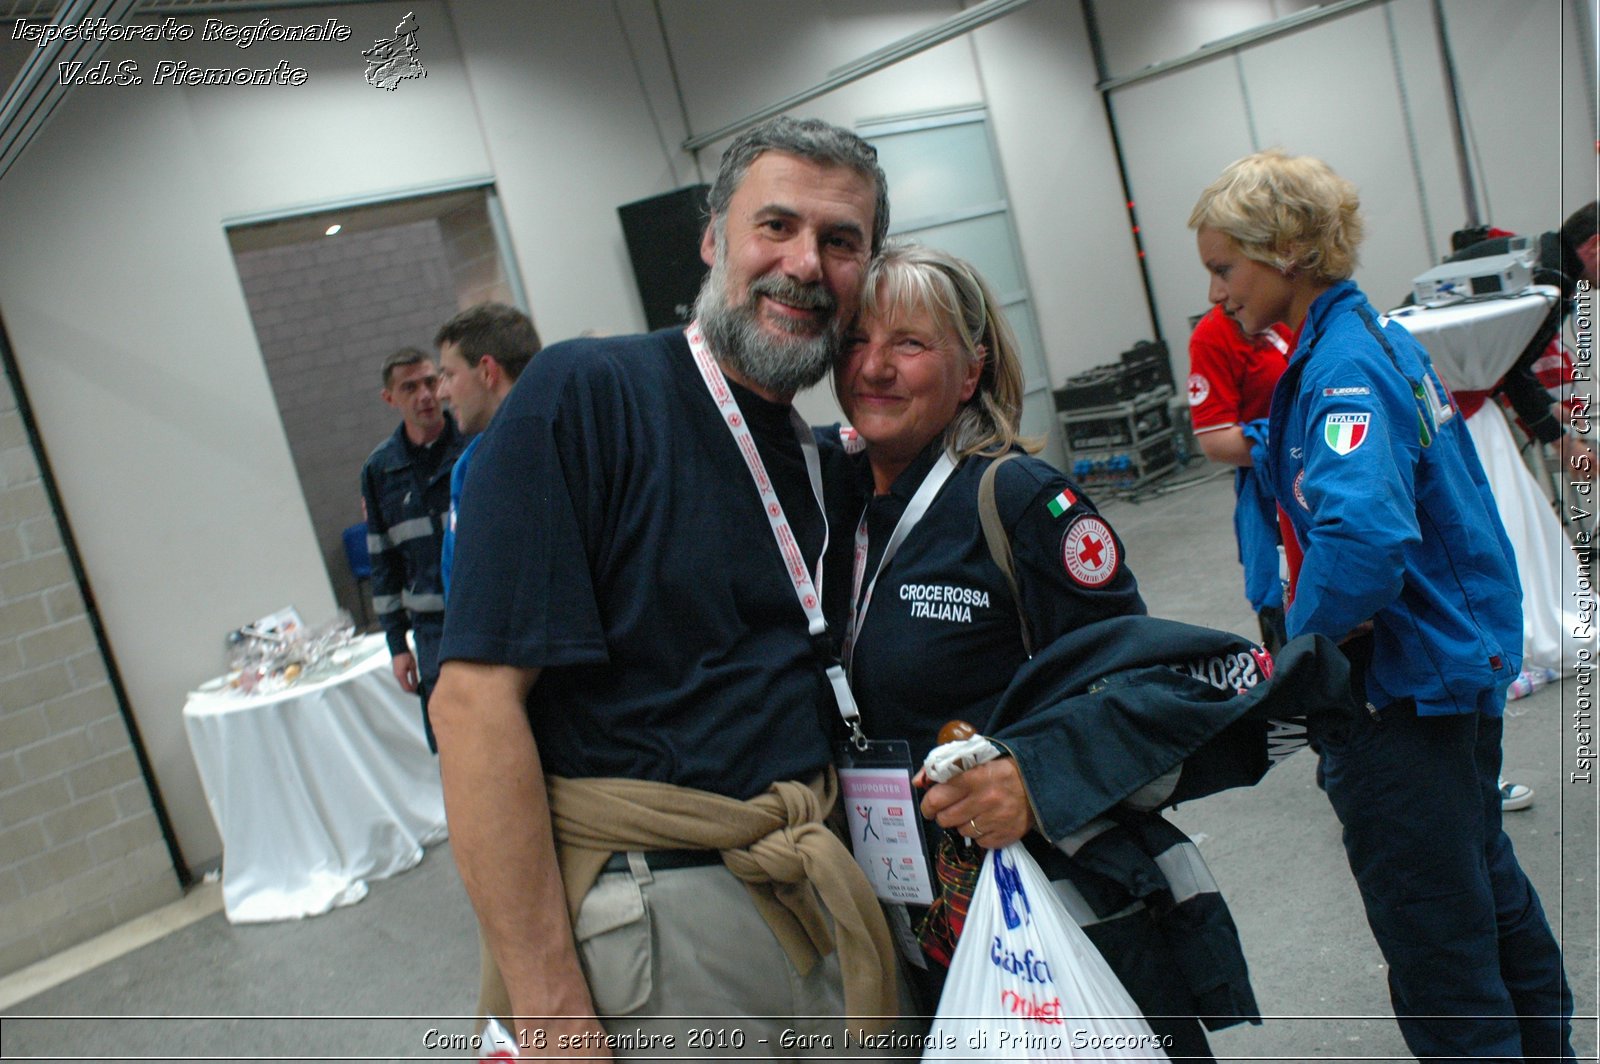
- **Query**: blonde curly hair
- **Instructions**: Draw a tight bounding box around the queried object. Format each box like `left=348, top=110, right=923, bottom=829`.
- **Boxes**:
left=1189, top=148, right=1364, bottom=283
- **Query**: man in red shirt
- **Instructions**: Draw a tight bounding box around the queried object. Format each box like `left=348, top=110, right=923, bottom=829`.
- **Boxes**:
left=1187, top=305, right=1292, bottom=650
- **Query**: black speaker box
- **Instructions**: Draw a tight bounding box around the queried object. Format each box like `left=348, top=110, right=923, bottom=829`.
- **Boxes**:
left=618, top=185, right=711, bottom=331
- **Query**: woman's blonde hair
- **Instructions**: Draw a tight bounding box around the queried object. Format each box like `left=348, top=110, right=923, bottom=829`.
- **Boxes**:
left=1189, top=148, right=1364, bottom=283
left=848, top=239, right=1040, bottom=459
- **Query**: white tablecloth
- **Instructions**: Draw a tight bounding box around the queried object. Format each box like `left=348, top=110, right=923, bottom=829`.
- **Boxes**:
left=1463, top=405, right=1591, bottom=678
left=183, top=634, right=448, bottom=923
left=1385, top=286, right=1559, bottom=392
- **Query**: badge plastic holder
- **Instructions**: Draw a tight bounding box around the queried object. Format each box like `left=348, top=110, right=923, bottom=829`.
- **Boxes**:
left=835, top=738, right=935, bottom=907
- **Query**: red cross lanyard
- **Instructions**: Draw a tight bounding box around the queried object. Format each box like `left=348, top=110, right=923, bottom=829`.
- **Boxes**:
left=684, top=321, right=863, bottom=735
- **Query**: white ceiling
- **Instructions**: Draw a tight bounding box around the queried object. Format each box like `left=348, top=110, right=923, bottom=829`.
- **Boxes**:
left=0, top=0, right=385, bottom=184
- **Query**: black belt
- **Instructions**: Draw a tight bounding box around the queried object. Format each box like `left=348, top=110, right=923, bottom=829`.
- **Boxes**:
left=600, top=849, right=722, bottom=875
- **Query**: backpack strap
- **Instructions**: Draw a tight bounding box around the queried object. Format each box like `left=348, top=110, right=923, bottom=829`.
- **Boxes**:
left=977, top=453, right=1035, bottom=658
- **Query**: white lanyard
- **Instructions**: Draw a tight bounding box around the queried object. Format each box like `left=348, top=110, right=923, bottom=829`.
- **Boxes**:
left=843, top=451, right=958, bottom=673
left=684, top=321, right=864, bottom=737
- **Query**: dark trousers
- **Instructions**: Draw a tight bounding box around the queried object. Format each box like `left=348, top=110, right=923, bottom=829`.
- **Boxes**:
left=1315, top=692, right=1573, bottom=1061
left=412, top=618, right=444, bottom=754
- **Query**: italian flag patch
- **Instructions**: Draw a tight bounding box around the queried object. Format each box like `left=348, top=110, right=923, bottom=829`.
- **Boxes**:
left=1323, top=412, right=1370, bottom=456
left=1046, top=488, right=1078, bottom=518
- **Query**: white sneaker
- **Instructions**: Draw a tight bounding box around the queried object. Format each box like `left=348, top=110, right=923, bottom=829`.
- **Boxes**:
left=1500, top=777, right=1534, bottom=812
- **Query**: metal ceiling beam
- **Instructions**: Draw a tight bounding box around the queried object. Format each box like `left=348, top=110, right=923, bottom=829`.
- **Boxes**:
left=1094, top=0, right=1384, bottom=93
left=1, top=0, right=141, bottom=185
left=680, top=0, right=1036, bottom=153
left=0, top=0, right=390, bottom=184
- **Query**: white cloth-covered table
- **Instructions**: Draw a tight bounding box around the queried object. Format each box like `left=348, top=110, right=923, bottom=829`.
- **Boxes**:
left=1386, top=288, right=1588, bottom=679
left=183, top=634, right=448, bottom=923
left=1386, top=285, right=1558, bottom=392
left=1462, top=404, right=1590, bottom=678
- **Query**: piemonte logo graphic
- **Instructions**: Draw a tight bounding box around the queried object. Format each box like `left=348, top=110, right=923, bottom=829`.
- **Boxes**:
left=363, top=11, right=425, bottom=90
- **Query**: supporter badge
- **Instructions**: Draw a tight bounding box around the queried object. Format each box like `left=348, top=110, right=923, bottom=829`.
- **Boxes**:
left=1323, top=412, right=1370, bottom=455
left=1061, top=515, right=1119, bottom=588
left=838, top=425, right=866, bottom=455
left=1187, top=373, right=1210, bottom=406
left=1292, top=469, right=1309, bottom=510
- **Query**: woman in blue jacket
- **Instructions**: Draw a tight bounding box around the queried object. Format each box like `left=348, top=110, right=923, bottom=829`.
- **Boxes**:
left=1190, top=149, right=1573, bottom=1062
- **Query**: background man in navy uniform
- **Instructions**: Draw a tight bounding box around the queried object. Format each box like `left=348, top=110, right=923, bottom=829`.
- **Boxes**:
left=433, top=116, right=894, bottom=1054
left=360, top=346, right=465, bottom=752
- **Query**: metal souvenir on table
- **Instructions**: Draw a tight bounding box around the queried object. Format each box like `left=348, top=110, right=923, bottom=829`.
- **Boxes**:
left=223, top=610, right=357, bottom=694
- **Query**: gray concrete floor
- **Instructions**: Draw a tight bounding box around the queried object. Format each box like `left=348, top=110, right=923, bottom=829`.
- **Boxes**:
left=2, top=466, right=1596, bottom=1062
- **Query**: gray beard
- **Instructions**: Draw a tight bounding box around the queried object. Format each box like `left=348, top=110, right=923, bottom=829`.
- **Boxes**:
left=693, top=253, right=841, bottom=398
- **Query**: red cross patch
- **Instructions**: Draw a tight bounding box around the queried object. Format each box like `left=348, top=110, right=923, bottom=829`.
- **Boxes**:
left=1061, top=515, right=1119, bottom=588
left=1187, top=373, right=1211, bottom=407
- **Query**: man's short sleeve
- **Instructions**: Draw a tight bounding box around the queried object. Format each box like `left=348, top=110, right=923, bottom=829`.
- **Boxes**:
left=440, top=349, right=610, bottom=669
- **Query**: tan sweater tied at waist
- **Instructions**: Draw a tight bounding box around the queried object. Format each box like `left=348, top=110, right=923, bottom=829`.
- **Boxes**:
left=547, top=770, right=897, bottom=1027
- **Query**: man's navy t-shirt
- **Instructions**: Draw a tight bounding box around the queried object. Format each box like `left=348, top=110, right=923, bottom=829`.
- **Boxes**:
left=440, top=329, right=849, bottom=800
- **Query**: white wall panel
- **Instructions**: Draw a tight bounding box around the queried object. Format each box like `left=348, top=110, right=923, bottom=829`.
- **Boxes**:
left=661, top=0, right=979, bottom=150
left=1110, top=57, right=1255, bottom=379
left=0, top=0, right=496, bottom=868
left=1437, top=0, right=1588, bottom=235
left=0, top=85, right=338, bottom=865
left=183, top=1, right=491, bottom=220
left=1109, top=0, right=1582, bottom=381
left=1241, top=4, right=1433, bottom=310
left=1382, top=0, right=1465, bottom=263
left=1093, top=0, right=1319, bottom=80
left=970, top=0, right=1156, bottom=382
left=1562, top=0, right=1599, bottom=208
left=447, top=0, right=694, bottom=341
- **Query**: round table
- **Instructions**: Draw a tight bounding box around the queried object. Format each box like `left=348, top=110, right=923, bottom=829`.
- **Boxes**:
left=1385, top=286, right=1588, bottom=679
left=183, top=633, right=448, bottom=923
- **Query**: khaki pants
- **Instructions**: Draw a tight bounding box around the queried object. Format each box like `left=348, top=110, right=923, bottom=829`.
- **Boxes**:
left=480, top=854, right=885, bottom=1060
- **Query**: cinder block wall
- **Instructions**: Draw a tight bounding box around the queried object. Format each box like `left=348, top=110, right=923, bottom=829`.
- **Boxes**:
left=0, top=367, right=181, bottom=977
left=439, top=202, right=515, bottom=312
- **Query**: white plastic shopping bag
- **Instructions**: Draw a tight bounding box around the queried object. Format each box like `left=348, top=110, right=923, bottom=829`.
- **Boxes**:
left=923, top=844, right=1169, bottom=1061
left=919, top=732, right=1167, bottom=1061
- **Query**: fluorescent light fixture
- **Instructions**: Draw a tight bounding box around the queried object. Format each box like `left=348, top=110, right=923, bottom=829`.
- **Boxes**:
left=324, top=224, right=342, bottom=236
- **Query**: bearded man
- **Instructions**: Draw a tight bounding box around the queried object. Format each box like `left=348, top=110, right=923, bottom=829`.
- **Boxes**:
left=431, top=117, right=899, bottom=1058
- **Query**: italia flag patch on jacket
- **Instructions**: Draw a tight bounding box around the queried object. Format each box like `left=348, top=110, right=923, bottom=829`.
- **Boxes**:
left=1323, top=412, right=1370, bottom=455
left=1045, top=487, right=1078, bottom=518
